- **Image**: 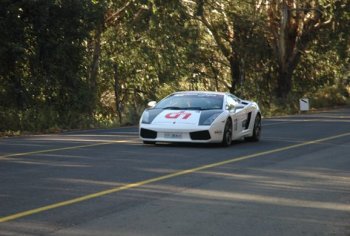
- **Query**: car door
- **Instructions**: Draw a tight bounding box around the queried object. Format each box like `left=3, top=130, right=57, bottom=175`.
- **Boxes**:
left=226, top=95, right=246, bottom=139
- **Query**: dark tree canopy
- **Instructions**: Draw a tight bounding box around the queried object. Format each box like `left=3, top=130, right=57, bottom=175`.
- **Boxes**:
left=0, top=0, right=349, bottom=132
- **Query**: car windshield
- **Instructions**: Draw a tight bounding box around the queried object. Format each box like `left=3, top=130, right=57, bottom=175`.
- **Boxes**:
left=155, top=93, right=224, bottom=110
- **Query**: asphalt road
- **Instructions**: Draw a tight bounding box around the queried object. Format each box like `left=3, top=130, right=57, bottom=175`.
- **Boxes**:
left=0, top=107, right=350, bottom=236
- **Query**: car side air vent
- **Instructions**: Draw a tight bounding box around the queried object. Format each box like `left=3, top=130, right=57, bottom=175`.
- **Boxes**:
left=245, top=112, right=252, bottom=129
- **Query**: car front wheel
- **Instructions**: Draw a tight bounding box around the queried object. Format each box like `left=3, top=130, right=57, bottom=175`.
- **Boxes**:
left=221, top=118, right=233, bottom=147
left=245, top=114, right=261, bottom=142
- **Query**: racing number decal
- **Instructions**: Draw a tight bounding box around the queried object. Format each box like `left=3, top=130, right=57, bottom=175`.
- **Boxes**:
left=165, top=111, right=192, bottom=120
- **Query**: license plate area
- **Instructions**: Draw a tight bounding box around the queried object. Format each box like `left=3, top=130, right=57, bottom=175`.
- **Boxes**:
left=164, top=132, right=183, bottom=139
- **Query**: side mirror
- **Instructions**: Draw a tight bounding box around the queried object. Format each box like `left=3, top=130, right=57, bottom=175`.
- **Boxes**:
left=225, top=104, right=236, bottom=111
left=234, top=105, right=245, bottom=112
left=226, top=104, right=245, bottom=112
left=147, top=101, right=157, bottom=108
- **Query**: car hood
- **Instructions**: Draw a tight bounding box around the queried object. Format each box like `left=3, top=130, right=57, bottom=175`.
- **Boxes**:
left=151, top=110, right=202, bottom=125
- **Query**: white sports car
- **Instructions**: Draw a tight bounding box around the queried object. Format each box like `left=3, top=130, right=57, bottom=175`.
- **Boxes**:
left=139, top=91, right=261, bottom=146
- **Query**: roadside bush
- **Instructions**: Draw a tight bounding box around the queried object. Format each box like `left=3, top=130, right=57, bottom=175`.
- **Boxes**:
left=310, top=85, right=349, bottom=109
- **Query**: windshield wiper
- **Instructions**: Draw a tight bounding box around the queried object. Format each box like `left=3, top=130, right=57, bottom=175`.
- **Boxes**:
left=162, top=106, right=220, bottom=110
left=184, top=107, right=202, bottom=110
left=162, top=106, right=183, bottom=110
left=199, top=107, right=222, bottom=110
left=162, top=106, right=202, bottom=110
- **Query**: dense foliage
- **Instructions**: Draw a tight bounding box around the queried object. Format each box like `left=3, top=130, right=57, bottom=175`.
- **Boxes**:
left=1, top=0, right=349, bottom=132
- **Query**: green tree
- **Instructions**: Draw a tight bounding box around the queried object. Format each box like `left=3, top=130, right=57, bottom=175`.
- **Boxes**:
left=261, top=0, right=335, bottom=100
left=0, top=0, right=100, bottom=131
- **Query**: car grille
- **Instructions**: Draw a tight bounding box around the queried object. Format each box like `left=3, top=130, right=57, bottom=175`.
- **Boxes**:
left=190, top=130, right=211, bottom=140
left=140, top=128, right=157, bottom=139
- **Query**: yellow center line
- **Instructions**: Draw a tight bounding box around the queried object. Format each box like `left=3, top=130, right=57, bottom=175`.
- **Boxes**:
left=0, top=140, right=131, bottom=160
left=0, top=132, right=350, bottom=223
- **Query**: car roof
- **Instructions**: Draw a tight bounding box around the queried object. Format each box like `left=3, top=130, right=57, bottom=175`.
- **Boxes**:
left=172, top=91, right=228, bottom=96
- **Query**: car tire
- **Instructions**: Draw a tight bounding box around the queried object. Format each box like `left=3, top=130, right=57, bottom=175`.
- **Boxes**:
left=245, top=114, right=261, bottom=142
left=221, top=118, right=233, bottom=147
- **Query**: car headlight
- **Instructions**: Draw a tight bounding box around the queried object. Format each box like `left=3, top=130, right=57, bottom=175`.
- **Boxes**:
left=199, top=111, right=223, bottom=125
left=141, top=111, right=150, bottom=124
left=141, top=109, right=162, bottom=124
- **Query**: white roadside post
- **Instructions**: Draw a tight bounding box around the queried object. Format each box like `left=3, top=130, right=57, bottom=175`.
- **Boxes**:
left=299, top=98, right=310, bottom=112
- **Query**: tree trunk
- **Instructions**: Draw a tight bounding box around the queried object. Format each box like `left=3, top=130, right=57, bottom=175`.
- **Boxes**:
left=113, top=63, right=123, bottom=125
left=88, top=24, right=102, bottom=115
left=275, top=2, right=291, bottom=99
left=267, top=0, right=323, bottom=100
left=209, top=62, right=219, bottom=91
left=229, top=55, right=240, bottom=95
left=276, top=68, right=292, bottom=100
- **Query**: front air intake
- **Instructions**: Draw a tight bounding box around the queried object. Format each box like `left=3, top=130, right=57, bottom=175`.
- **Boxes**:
left=140, top=128, right=157, bottom=139
left=190, top=130, right=211, bottom=140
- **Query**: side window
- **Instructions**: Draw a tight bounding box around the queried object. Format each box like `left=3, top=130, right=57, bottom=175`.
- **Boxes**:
left=226, top=96, right=236, bottom=110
